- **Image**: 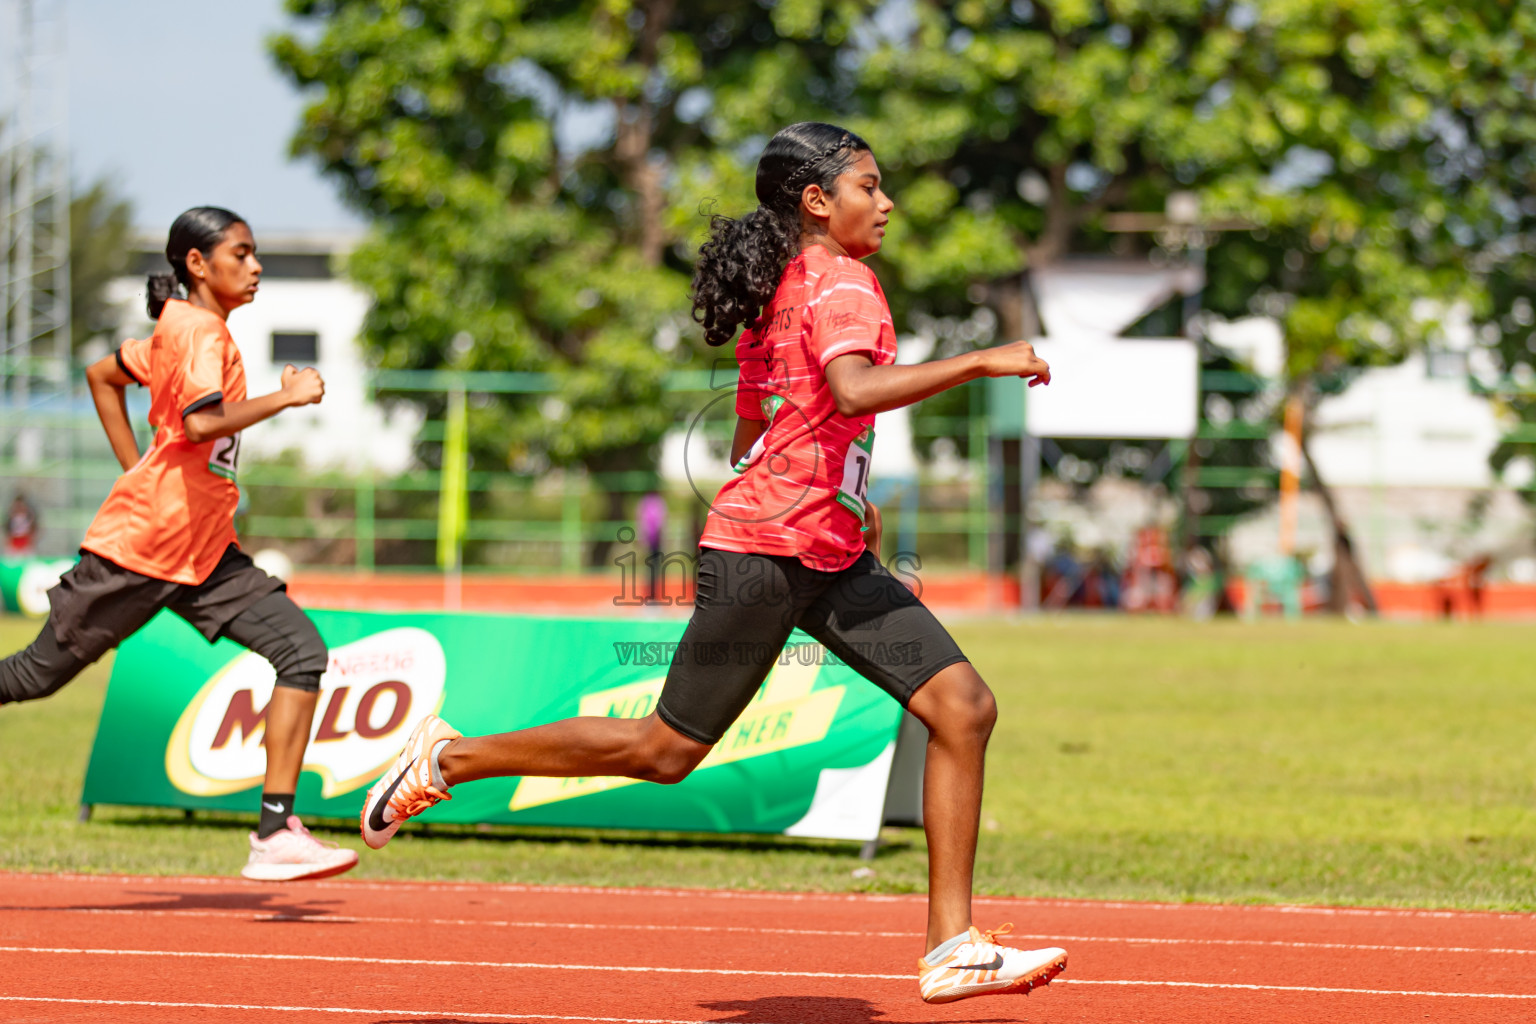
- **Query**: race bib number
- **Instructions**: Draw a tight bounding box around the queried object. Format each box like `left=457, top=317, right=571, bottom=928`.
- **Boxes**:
left=209, top=433, right=241, bottom=481
left=835, top=426, right=875, bottom=521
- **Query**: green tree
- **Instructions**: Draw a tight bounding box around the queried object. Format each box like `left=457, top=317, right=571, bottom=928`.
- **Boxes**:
left=824, top=0, right=1521, bottom=599
left=70, top=180, right=134, bottom=353
left=841, top=0, right=1490, bottom=378
left=270, top=0, right=875, bottom=564
left=272, top=0, right=1530, bottom=583
left=1438, top=3, right=1536, bottom=525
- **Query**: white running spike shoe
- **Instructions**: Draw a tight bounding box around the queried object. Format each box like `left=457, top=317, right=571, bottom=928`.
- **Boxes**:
left=241, top=815, right=359, bottom=881
left=918, top=924, right=1067, bottom=1004
left=360, top=713, right=460, bottom=850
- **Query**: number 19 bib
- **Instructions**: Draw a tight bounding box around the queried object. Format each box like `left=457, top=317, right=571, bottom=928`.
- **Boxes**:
left=835, top=426, right=875, bottom=522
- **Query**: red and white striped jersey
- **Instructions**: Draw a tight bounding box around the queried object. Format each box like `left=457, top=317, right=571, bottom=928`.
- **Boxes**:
left=700, top=244, right=897, bottom=571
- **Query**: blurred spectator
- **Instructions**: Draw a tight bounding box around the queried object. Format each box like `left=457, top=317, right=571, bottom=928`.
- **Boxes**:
left=6, top=493, right=38, bottom=556
left=1026, top=523, right=1055, bottom=570
left=1243, top=555, right=1304, bottom=620
left=1041, top=538, right=1129, bottom=610
left=637, top=492, right=667, bottom=599
left=1123, top=525, right=1178, bottom=612
left=1466, top=555, right=1491, bottom=617
left=1435, top=554, right=1492, bottom=619
left=1040, top=537, right=1082, bottom=608
left=1081, top=548, right=1122, bottom=609
left=1180, top=543, right=1220, bottom=620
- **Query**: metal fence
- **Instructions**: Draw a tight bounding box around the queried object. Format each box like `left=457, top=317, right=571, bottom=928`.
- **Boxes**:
left=0, top=362, right=1348, bottom=577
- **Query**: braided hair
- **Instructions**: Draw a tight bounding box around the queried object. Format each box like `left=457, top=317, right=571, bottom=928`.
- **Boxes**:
left=691, top=123, right=870, bottom=347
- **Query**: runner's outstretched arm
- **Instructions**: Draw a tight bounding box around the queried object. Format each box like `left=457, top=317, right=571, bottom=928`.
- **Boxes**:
left=85, top=355, right=142, bottom=472
left=823, top=341, right=1050, bottom=419
left=182, top=364, right=325, bottom=444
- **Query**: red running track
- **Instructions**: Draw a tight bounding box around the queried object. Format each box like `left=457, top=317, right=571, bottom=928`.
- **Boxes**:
left=1, top=872, right=1533, bottom=1023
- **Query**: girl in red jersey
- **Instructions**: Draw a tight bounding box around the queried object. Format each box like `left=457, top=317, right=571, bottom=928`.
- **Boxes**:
left=0, top=208, right=356, bottom=882
left=362, top=124, right=1061, bottom=1004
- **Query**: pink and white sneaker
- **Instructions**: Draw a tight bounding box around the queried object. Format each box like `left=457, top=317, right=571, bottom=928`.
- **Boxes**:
left=241, top=815, right=359, bottom=882
left=360, top=713, right=460, bottom=850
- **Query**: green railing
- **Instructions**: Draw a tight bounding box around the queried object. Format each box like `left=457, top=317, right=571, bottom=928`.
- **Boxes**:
left=0, top=364, right=1345, bottom=572
left=223, top=370, right=995, bottom=573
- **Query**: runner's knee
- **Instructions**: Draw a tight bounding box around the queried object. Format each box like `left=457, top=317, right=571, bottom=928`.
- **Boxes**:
left=269, top=622, right=328, bottom=692
left=912, top=666, right=996, bottom=742
left=223, top=593, right=329, bottom=692
left=629, top=720, right=710, bottom=785
left=636, top=748, right=704, bottom=785
left=966, top=684, right=998, bottom=738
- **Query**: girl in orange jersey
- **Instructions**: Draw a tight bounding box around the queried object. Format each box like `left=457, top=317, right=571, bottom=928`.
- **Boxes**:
left=360, top=124, right=1065, bottom=1004
left=0, top=207, right=356, bottom=882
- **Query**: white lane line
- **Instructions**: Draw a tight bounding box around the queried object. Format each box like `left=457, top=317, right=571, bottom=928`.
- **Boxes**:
left=0, top=872, right=912, bottom=904
left=0, top=944, right=907, bottom=981
left=0, top=996, right=695, bottom=1022
left=3, top=945, right=1535, bottom=1000
left=7, top=871, right=1532, bottom=921
left=1058, top=979, right=1536, bottom=1000
left=1040, top=933, right=1536, bottom=956
left=5, top=978, right=1536, bottom=1008
left=10, top=905, right=1536, bottom=957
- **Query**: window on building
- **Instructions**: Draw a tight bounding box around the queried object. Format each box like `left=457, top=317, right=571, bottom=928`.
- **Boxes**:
left=272, top=331, right=319, bottom=363
left=1425, top=349, right=1468, bottom=379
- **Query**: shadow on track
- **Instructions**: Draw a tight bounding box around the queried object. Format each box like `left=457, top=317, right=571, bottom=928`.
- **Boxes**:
left=363, top=997, right=1024, bottom=1023
left=1, top=888, right=351, bottom=922
left=699, top=995, right=1018, bottom=1023
left=95, top=809, right=916, bottom=859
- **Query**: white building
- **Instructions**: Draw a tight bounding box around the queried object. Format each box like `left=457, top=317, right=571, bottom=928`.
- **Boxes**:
left=1219, top=341, right=1530, bottom=581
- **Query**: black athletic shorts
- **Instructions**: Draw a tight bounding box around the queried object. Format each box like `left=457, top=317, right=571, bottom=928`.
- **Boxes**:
left=655, top=547, right=969, bottom=745
left=48, top=544, right=286, bottom=663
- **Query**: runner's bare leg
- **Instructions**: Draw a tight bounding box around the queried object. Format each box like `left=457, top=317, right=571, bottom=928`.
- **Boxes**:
left=438, top=659, right=989, bottom=953
left=440, top=713, right=712, bottom=786
left=263, top=687, right=320, bottom=792
left=905, top=660, right=996, bottom=951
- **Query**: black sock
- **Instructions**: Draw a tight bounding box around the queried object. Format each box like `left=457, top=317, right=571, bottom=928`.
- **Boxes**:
left=257, top=792, right=295, bottom=839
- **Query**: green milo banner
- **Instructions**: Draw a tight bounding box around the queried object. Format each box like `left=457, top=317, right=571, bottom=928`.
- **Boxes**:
left=81, top=608, right=907, bottom=841
left=0, top=556, right=75, bottom=616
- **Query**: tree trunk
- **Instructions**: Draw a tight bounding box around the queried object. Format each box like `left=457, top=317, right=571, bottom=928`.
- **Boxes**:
left=613, top=0, right=675, bottom=268
left=1297, top=410, right=1378, bottom=616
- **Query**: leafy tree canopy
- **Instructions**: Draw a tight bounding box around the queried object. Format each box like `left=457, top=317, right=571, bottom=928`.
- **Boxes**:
left=273, top=0, right=1535, bottom=502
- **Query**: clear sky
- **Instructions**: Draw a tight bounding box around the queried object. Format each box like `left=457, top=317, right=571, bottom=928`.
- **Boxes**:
left=69, top=0, right=361, bottom=234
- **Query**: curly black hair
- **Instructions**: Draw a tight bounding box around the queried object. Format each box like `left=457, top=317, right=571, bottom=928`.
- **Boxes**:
left=691, top=122, right=870, bottom=347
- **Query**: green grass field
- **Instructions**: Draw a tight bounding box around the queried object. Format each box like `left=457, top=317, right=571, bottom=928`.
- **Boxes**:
left=2, top=613, right=1533, bottom=910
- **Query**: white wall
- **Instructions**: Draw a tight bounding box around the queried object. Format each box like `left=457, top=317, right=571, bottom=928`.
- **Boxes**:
left=1307, top=353, right=1501, bottom=489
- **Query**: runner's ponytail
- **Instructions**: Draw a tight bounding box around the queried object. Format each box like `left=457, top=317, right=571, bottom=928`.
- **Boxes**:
left=147, top=206, right=246, bottom=319
left=691, top=122, right=869, bottom=347
left=146, top=272, right=182, bottom=320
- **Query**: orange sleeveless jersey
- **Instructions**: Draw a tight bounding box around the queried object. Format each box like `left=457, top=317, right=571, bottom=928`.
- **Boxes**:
left=80, top=299, right=247, bottom=584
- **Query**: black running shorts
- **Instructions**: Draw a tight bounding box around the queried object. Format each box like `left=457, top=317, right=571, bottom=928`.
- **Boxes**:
left=655, top=547, right=968, bottom=745
left=48, top=544, right=286, bottom=663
